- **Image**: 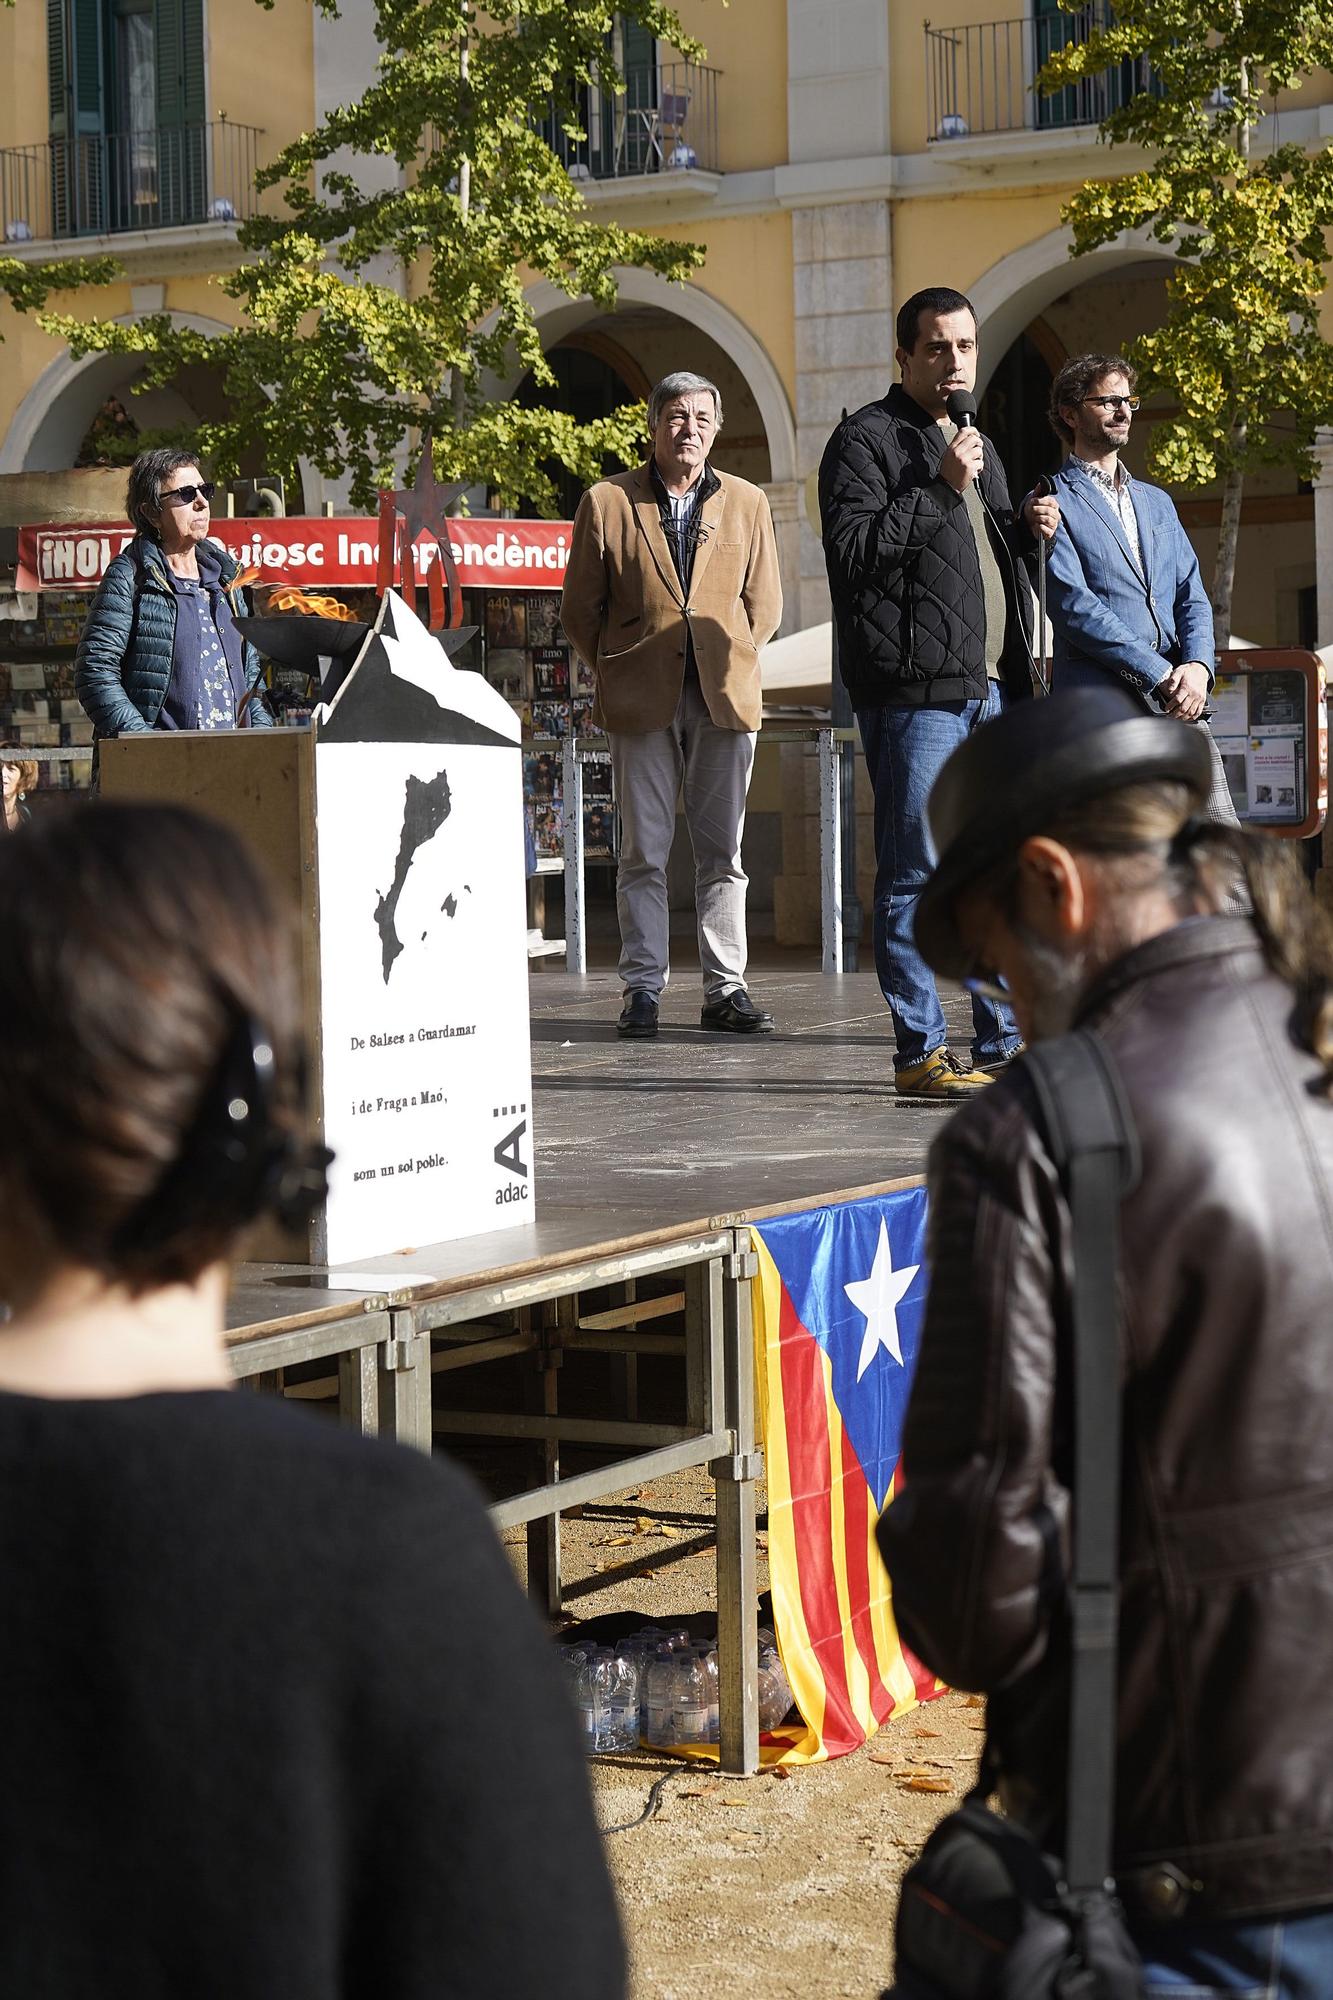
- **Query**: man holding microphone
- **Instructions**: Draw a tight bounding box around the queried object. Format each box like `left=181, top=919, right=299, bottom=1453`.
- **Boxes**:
left=819, top=286, right=1059, bottom=1100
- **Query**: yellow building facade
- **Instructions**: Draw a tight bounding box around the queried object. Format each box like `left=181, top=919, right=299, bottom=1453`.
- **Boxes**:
left=3, top=0, right=1331, bottom=653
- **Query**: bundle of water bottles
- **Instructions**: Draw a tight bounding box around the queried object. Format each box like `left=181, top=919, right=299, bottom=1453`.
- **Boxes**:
left=557, top=1623, right=794, bottom=1754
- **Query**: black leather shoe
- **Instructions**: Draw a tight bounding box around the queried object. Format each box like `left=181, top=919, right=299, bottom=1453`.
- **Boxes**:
left=617, top=990, right=659, bottom=1038
left=700, top=989, right=775, bottom=1034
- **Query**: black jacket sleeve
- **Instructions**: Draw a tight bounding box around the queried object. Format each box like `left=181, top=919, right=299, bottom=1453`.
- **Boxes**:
left=819, top=418, right=967, bottom=606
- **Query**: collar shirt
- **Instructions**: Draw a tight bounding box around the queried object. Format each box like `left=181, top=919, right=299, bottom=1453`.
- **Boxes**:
left=1069, top=454, right=1143, bottom=575
left=649, top=459, right=717, bottom=596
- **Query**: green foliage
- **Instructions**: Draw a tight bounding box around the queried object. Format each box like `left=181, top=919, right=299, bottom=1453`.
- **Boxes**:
left=1040, top=0, right=1333, bottom=494
left=0, top=252, right=118, bottom=330
left=39, top=0, right=714, bottom=511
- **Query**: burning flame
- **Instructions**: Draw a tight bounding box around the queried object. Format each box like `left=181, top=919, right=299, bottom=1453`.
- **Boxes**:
left=268, top=586, right=359, bottom=621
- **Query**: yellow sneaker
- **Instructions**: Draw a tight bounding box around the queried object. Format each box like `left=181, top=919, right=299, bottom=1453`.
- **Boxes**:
left=895, top=1048, right=995, bottom=1100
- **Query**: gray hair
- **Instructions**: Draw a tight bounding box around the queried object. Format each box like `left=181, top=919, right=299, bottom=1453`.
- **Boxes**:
left=647, top=372, right=723, bottom=432
left=125, top=447, right=205, bottom=538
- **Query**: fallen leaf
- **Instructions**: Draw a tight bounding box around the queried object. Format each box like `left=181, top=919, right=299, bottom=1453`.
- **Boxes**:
left=638, top=1569, right=658, bottom=1579
left=868, top=1752, right=898, bottom=1768
left=659, top=1525, right=680, bottom=1539
left=913, top=1728, right=942, bottom=1739
left=604, top=1535, right=634, bottom=1548
left=964, top=1695, right=986, bottom=1709
left=898, top=1776, right=953, bottom=1794
left=717, top=1794, right=752, bottom=1808
left=634, top=1515, right=655, bottom=1534
left=769, top=1764, right=792, bottom=1781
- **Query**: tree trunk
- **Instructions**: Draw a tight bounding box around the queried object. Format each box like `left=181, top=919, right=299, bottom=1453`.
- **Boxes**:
left=1212, top=442, right=1246, bottom=650
left=452, top=27, right=471, bottom=433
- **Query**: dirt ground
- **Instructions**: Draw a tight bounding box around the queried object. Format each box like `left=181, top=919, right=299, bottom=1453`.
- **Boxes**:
left=498, top=1463, right=982, bottom=2000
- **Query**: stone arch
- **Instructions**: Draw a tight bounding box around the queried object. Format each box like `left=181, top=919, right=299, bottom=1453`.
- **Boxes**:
left=1, top=310, right=323, bottom=506
left=515, top=269, right=798, bottom=487
left=0, top=312, right=237, bottom=473
left=969, top=224, right=1177, bottom=400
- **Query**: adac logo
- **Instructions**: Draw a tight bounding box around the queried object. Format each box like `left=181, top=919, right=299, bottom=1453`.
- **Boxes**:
left=493, top=1102, right=530, bottom=1204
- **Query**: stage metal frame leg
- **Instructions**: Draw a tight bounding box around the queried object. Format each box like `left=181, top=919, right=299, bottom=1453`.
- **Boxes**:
left=562, top=735, right=587, bottom=975
left=715, top=1236, right=761, bottom=1774
left=379, top=1311, right=432, bottom=1452
left=819, top=727, right=843, bottom=975
left=526, top=1296, right=569, bottom=1616
left=339, top=1343, right=379, bottom=1437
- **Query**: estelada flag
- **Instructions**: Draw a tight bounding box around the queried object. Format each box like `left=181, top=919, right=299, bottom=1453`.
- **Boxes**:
left=752, top=1187, right=943, bottom=1765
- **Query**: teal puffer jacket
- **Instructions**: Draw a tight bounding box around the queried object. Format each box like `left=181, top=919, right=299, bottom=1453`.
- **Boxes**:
left=75, top=535, right=273, bottom=736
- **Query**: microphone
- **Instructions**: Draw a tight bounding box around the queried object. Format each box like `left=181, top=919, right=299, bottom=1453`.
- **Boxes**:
left=945, top=389, right=978, bottom=428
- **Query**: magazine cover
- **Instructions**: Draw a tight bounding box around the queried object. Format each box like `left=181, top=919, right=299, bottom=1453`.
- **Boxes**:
left=484, top=592, right=527, bottom=650
left=533, top=646, right=570, bottom=696
left=531, top=698, right=571, bottom=738
left=524, top=749, right=560, bottom=800
left=533, top=798, right=564, bottom=856
left=485, top=648, right=530, bottom=702
left=526, top=593, right=563, bottom=647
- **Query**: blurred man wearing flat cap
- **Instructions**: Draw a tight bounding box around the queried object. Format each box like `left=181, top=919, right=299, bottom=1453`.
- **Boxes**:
left=878, top=687, right=1333, bottom=1994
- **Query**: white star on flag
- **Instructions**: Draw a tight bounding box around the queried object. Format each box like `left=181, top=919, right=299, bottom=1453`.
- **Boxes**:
left=844, top=1218, right=920, bottom=1382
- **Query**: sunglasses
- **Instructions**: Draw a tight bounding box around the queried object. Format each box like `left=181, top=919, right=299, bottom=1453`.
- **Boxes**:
left=1080, top=395, right=1140, bottom=412
left=160, top=481, right=216, bottom=507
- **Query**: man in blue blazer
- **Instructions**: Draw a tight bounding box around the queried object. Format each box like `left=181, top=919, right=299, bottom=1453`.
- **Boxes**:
left=1043, top=353, right=1236, bottom=820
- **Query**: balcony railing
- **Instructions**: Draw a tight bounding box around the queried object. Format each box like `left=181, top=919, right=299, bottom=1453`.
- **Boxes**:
left=925, top=9, right=1158, bottom=142
left=542, top=62, right=720, bottom=181
left=0, top=120, right=265, bottom=244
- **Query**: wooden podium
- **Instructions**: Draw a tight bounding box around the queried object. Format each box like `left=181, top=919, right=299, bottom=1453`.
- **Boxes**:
left=100, top=591, right=534, bottom=1267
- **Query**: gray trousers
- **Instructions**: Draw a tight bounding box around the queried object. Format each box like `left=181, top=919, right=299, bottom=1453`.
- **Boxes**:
left=609, top=672, right=756, bottom=1000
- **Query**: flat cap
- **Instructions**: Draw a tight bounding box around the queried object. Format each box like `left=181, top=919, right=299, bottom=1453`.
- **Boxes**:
left=915, top=686, right=1214, bottom=980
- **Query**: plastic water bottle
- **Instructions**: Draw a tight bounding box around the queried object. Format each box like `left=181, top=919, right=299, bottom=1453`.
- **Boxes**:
left=570, top=1651, right=600, bottom=1750
left=601, top=1653, right=640, bottom=1752
left=673, top=1650, right=709, bottom=1745
left=699, top=1646, right=720, bottom=1744
left=758, top=1653, right=794, bottom=1732
left=644, top=1644, right=678, bottom=1746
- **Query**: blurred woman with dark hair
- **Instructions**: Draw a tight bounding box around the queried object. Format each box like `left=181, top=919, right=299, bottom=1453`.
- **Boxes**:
left=75, top=447, right=273, bottom=742
left=1, top=748, right=38, bottom=830
left=0, top=801, right=625, bottom=2000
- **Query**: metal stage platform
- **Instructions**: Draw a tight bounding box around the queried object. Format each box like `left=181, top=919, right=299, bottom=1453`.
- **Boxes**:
left=226, top=970, right=958, bottom=1769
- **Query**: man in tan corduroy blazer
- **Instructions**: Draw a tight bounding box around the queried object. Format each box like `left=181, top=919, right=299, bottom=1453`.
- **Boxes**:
left=560, top=371, right=782, bottom=1040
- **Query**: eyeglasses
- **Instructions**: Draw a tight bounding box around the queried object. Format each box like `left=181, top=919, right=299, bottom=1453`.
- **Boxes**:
left=159, top=481, right=216, bottom=507
left=1080, top=396, right=1140, bottom=413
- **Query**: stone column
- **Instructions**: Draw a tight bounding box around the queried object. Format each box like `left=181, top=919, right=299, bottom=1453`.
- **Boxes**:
left=792, top=202, right=895, bottom=633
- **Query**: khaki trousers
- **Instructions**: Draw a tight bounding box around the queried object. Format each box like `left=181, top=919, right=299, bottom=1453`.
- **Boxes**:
left=610, top=672, right=756, bottom=1001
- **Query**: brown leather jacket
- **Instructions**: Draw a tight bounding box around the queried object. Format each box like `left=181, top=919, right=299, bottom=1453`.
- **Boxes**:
left=878, top=916, right=1333, bottom=1922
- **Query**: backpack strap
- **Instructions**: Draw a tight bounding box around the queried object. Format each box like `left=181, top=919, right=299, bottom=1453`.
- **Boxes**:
left=1020, top=1029, right=1140, bottom=1897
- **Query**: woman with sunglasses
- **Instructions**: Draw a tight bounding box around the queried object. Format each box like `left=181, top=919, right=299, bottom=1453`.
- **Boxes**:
left=75, top=448, right=273, bottom=745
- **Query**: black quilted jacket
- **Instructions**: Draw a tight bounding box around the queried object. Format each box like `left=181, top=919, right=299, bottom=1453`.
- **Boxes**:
left=819, top=384, right=1036, bottom=709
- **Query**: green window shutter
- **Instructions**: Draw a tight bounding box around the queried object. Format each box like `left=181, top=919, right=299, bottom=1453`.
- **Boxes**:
left=153, top=0, right=205, bottom=222
left=619, top=13, right=656, bottom=172
left=48, top=0, right=106, bottom=235
left=48, top=0, right=105, bottom=139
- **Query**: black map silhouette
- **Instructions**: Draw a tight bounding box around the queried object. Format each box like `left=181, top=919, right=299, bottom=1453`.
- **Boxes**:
left=375, top=768, right=452, bottom=982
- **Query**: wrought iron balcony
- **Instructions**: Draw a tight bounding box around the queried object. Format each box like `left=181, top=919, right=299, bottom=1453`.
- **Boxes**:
left=925, top=9, right=1157, bottom=142
left=0, top=120, right=264, bottom=244
left=542, top=61, right=720, bottom=182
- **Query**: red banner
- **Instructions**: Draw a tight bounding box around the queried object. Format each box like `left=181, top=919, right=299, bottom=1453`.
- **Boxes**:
left=16, top=517, right=573, bottom=593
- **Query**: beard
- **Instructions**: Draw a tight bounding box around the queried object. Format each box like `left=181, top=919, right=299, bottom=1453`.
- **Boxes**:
left=1012, top=922, right=1090, bottom=1041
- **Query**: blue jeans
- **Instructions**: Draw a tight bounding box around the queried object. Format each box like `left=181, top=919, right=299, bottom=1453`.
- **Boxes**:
left=1136, top=1906, right=1333, bottom=1997
left=856, top=684, right=1020, bottom=1070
